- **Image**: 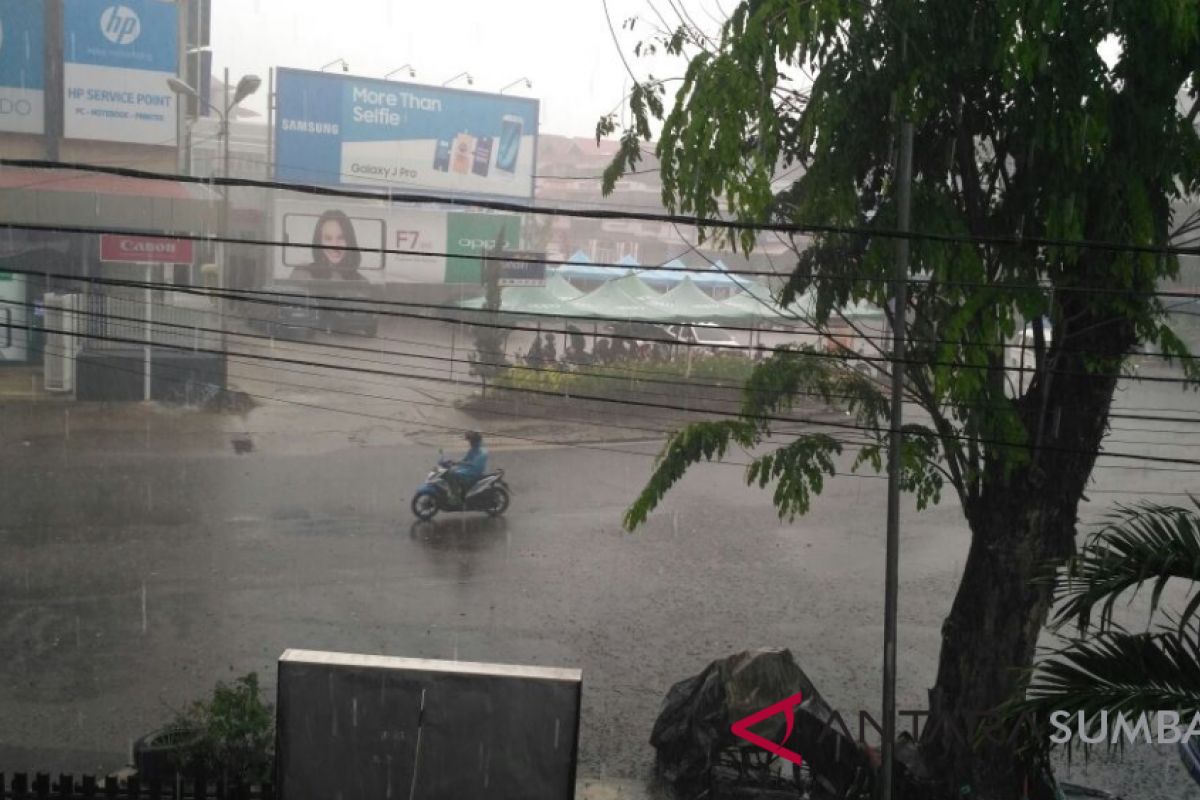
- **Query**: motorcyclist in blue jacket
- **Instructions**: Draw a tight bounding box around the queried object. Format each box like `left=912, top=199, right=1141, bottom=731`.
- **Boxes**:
left=444, top=431, right=488, bottom=505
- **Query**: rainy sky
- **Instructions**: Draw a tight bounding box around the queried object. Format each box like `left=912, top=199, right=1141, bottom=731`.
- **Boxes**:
left=211, top=0, right=717, bottom=136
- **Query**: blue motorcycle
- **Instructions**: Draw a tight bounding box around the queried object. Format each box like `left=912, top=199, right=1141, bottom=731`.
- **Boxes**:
left=411, top=455, right=511, bottom=521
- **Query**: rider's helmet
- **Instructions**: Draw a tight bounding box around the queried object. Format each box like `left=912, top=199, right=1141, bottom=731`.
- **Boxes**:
left=465, top=430, right=482, bottom=447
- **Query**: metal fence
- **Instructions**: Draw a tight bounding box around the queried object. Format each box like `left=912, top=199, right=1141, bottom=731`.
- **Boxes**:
left=0, top=774, right=273, bottom=800
left=81, top=294, right=224, bottom=353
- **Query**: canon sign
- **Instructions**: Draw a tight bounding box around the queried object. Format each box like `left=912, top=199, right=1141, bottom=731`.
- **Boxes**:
left=100, top=234, right=193, bottom=264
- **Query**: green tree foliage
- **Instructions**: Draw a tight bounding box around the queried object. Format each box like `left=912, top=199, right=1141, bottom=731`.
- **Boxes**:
left=601, top=1, right=1199, bottom=796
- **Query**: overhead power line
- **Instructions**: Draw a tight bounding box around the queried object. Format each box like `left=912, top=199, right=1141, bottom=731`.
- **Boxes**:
left=6, top=215, right=1200, bottom=305
left=19, top=291, right=1200, bottom=439
left=16, top=321, right=1200, bottom=470
left=29, top=340, right=1194, bottom=498
left=5, top=159, right=1200, bottom=260
left=9, top=264, right=1199, bottom=385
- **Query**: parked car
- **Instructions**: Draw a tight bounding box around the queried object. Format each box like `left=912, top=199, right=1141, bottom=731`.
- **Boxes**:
left=247, top=290, right=320, bottom=340
left=662, top=323, right=748, bottom=354
left=320, top=290, right=379, bottom=337
left=603, top=321, right=675, bottom=347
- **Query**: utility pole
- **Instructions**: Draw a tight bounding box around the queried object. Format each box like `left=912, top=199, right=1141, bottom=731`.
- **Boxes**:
left=881, top=27, right=914, bottom=800
left=220, top=66, right=231, bottom=311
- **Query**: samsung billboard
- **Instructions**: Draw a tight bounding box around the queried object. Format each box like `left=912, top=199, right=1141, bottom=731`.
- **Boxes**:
left=63, top=0, right=179, bottom=145
left=274, top=68, right=539, bottom=201
left=0, top=0, right=45, bottom=134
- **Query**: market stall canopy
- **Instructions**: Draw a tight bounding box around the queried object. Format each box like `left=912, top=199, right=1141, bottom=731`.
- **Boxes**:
left=639, top=258, right=742, bottom=288
left=609, top=273, right=660, bottom=301
left=657, top=278, right=745, bottom=321
left=544, top=273, right=585, bottom=301
left=691, top=259, right=742, bottom=287
left=566, top=280, right=665, bottom=321
left=552, top=250, right=628, bottom=282
left=721, top=284, right=818, bottom=323
left=456, top=285, right=577, bottom=317
left=640, top=258, right=691, bottom=288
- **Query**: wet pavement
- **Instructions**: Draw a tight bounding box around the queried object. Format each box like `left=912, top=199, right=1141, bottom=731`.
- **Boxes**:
left=1, top=350, right=1199, bottom=797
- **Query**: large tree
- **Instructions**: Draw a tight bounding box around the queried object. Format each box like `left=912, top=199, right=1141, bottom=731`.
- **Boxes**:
left=601, top=1, right=1200, bottom=796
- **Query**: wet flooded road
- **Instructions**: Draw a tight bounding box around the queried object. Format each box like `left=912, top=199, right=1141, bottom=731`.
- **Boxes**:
left=2, top=367, right=1197, bottom=795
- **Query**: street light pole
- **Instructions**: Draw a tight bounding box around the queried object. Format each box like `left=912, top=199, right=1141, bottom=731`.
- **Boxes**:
left=168, top=71, right=260, bottom=316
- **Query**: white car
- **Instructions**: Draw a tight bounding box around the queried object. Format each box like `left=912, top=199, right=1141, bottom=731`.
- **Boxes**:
left=663, top=323, right=747, bottom=354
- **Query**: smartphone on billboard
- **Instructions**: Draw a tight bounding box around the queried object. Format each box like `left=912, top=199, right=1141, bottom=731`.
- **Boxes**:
left=472, top=137, right=494, bottom=177
left=496, top=115, right=523, bottom=174
left=433, top=139, right=452, bottom=172
left=451, top=133, right=476, bottom=174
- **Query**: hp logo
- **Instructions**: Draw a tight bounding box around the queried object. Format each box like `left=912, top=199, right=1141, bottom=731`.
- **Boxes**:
left=100, top=5, right=141, bottom=45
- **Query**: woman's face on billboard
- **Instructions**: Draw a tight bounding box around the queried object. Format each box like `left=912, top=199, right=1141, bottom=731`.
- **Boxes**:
left=320, top=219, right=347, bottom=265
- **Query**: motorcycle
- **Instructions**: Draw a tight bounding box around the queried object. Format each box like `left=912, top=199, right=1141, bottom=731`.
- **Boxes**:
left=411, top=455, right=511, bottom=521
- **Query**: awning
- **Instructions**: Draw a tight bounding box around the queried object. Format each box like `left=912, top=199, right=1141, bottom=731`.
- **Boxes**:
left=0, top=167, right=222, bottom=238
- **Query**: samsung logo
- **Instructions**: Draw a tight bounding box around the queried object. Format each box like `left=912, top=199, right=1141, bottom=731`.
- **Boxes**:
left=282, top=119, right=340, bottom=135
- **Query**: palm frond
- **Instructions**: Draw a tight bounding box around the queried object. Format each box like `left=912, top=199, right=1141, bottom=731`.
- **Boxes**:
left=1014, top=627, right=1200, bottom=736
left=1052, top=496, right=1200, bottom=633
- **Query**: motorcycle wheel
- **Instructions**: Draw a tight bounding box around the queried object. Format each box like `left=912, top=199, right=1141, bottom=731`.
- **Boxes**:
left=485, top=486, right=510, bottom=517
left=411, top=492, right=439, bottom=521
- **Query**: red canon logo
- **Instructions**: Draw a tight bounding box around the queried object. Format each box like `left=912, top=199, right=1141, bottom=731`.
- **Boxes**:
left=100, top=234, right=193, bottom=264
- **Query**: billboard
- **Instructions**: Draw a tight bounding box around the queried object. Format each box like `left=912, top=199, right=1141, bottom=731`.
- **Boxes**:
left=273, top=198, right=520, bottom=285
left=274, top=68, right=539, bottom=200
left=0, top=0, right=44, bottom=134
left=493, top=251, right=547, bottom=287
left=63, top=0, right=179, bottom=145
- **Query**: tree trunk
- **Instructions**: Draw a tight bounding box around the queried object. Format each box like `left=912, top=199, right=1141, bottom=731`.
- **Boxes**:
left=919, top=491, right=1074, bottom=799
left=919, top=307, right=1134, bottom=799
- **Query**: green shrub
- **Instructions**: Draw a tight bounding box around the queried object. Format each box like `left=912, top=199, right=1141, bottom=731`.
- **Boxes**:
left=167, top=672, right=275, bottom=785
left=492, top=354, right=755, bottom=397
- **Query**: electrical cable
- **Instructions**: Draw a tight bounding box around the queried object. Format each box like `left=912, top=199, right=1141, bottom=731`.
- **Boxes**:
left=26, top=293, right=1200, bottom=448
left=6, top=159, right=1200, bottom=260
left=30, top=290, right=1200, bottom=441
left=6, top=212, right=1200, bottom=306
left=32, top=336, right=1200, bottom=483
left=17, top=321, right=1200, bottom=469
left=7, top=262, right=1200, bottom=376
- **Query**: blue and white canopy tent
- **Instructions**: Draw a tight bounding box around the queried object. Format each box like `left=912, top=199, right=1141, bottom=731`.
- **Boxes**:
left=551, top=250, right=630, bottom=283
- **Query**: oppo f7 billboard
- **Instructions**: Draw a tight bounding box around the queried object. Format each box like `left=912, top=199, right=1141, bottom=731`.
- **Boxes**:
left=274, top=68, right=539, bottom=201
